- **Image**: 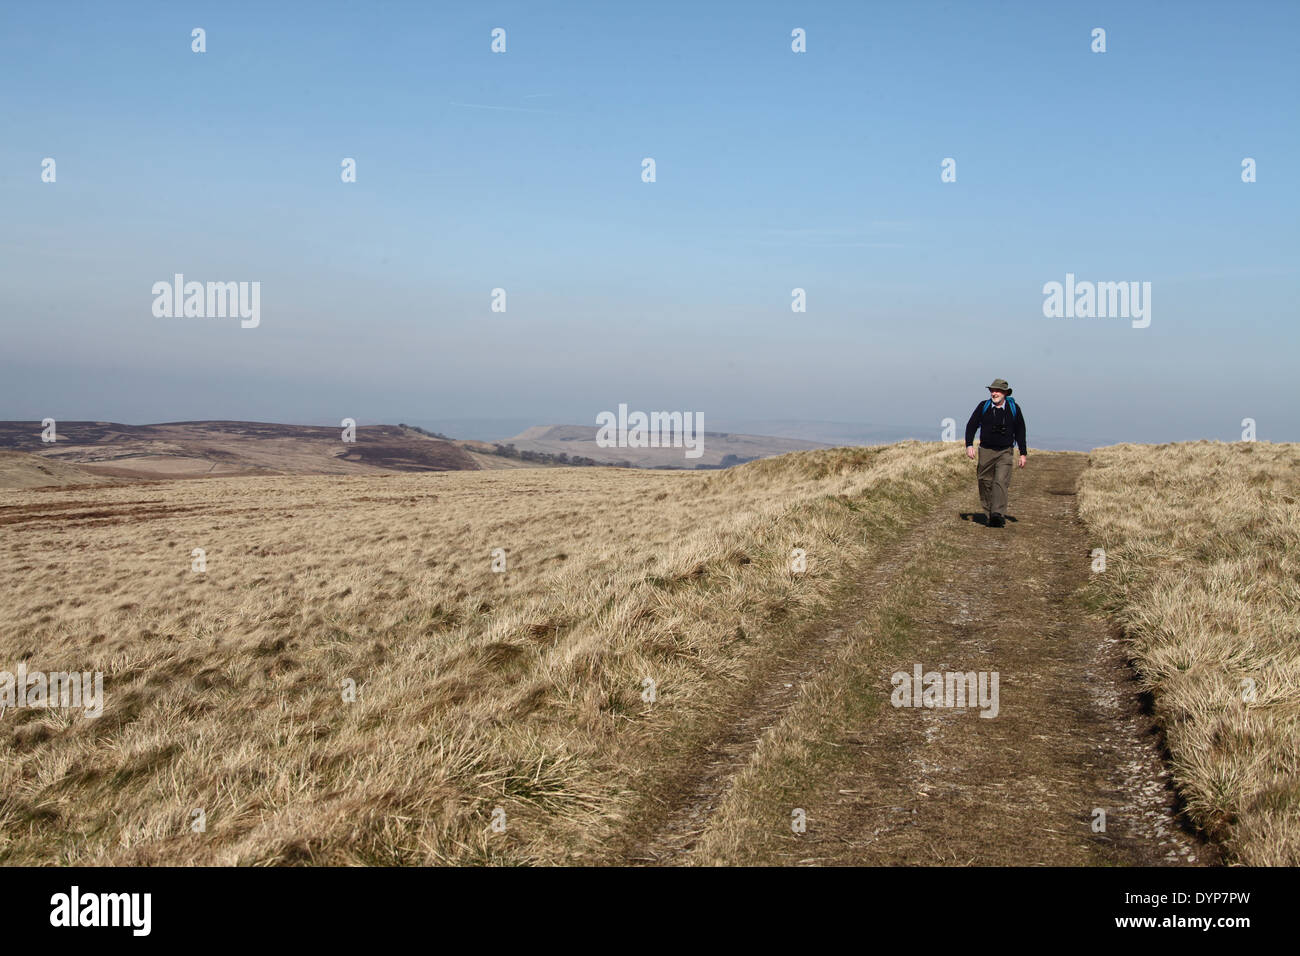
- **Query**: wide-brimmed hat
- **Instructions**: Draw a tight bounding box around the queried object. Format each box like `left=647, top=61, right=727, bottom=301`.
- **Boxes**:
left=986, top=378, right=1012, bottom=395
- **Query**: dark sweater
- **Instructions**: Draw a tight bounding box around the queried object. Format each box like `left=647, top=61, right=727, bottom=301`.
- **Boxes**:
left=965, top=400, right=1026, bottom=455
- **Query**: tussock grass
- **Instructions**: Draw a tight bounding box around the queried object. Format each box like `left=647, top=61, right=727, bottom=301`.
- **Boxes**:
left=0, top=442, right=964, bottom=865
left=1078, top=441, right=1300, bottom=865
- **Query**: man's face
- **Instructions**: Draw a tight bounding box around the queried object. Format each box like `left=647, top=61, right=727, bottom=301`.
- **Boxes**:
left=989, top=389, right=1005, bottom=404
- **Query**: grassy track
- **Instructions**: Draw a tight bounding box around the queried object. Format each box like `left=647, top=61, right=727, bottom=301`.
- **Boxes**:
left=624, top=452, right=1209, bottom=865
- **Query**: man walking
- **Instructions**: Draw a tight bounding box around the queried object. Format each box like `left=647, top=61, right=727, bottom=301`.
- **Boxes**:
left=964, top=378, right=1027, bottom=528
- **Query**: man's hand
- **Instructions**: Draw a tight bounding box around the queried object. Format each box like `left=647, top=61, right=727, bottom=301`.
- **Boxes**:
left=966, top=446, right=977, bottom=460
left=1018, top=455, right=1027, bottom=468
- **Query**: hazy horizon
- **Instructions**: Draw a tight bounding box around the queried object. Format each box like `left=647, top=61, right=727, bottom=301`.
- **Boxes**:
left=0, top=411, right=1265, bottom=453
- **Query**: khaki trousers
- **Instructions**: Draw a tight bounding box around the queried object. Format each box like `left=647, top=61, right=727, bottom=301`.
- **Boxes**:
left=977, top=445, right=1014, bottom=515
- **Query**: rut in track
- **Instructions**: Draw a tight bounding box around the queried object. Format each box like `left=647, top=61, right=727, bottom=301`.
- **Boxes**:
left=622, top=451, right=1213, bottom=866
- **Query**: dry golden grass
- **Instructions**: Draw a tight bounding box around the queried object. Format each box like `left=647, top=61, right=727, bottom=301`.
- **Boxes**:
left=0, top=442, right=964, bottom=865
left=0, top=450, right=110, bottom=489
left=1078, top=441, right=1300, bottom=865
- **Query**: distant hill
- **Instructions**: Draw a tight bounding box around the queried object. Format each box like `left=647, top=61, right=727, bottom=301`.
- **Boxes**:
left=497, top=424, right=830, bottom=468
left=0, top=421, right=479, bottom=483
left=0, top=419, right=841, bottom=484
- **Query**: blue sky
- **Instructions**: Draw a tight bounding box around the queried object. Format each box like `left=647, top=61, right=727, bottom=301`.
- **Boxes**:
left=2, top=0, right=1297, bottom=447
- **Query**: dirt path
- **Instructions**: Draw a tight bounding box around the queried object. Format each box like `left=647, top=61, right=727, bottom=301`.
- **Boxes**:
left=623, top=451, right=1213, bottom=866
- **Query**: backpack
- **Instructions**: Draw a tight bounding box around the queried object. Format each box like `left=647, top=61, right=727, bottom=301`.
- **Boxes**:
left=981, top=396, right=1018, bottom=420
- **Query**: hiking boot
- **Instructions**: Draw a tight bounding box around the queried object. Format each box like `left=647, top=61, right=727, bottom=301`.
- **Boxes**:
left=989, top=513, right=1005, bottom=528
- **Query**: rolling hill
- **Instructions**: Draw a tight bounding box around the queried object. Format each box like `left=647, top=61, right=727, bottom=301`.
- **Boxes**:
left=497, top=424, right=830, bottom=468
left=0, top=450, right=112, bottom=489
left=0, top=421, right=479, bottom=484
left=0, top=420, right=838, bottom=486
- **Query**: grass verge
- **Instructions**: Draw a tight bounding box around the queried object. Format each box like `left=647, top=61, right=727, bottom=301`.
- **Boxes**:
left=1077, top=441, right=1300, bottom=865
